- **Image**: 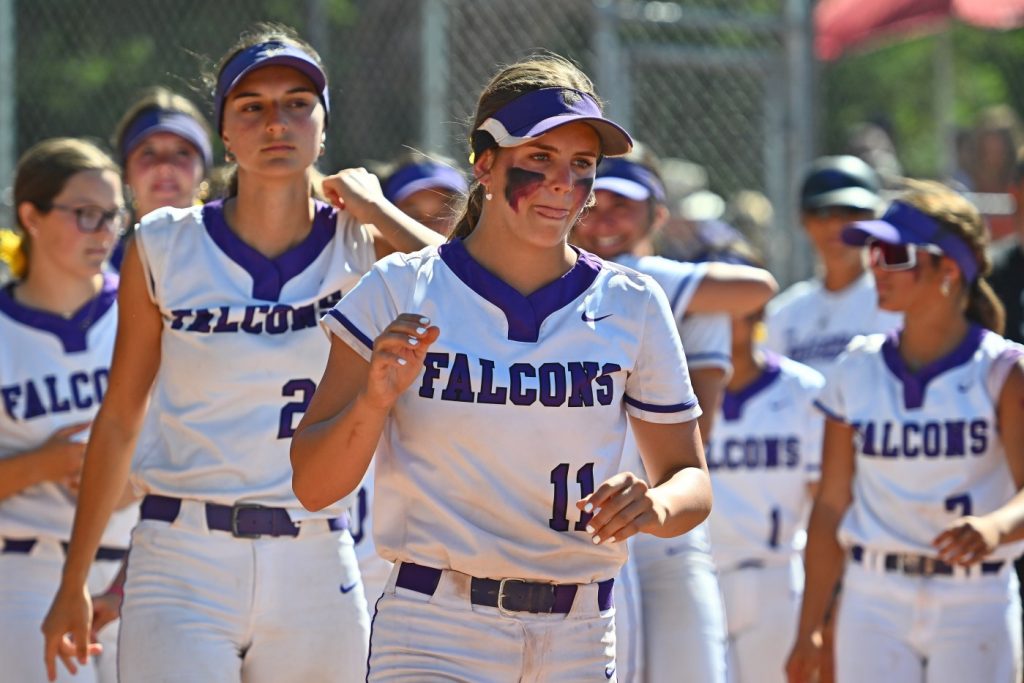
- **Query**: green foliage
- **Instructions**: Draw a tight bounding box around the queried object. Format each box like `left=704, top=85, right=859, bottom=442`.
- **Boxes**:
left=821, top=23, right=1024, bottom=178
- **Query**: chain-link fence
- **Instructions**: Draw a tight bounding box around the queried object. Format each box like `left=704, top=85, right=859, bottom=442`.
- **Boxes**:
left=0, top=0, right=815, bottom=282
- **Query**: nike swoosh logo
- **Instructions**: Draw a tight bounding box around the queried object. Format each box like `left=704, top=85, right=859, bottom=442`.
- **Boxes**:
left=605, top=665, right=616, bottom=679
left=957, top=383, right=971, bottom=393
left=340, top=581, right=359, bottom=594
left=582, top=311, right=613, bottom=323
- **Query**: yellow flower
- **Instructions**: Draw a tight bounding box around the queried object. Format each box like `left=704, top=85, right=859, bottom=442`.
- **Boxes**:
left=0, top=228, right=27, bottom=279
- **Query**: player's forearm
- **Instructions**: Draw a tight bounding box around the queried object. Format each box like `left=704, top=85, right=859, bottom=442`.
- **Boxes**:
left=0, top=448, right=56, bottom=500
left=291, top=393, right=388, bottom=511
left=986, top=491, right=1024, bottom=545
left=644, top=466, right=713, bottom=538
left=688, top=264, right=778, bottom=316
left=61, top=415, right=140, bottom=585
left=795, top=501, right=846, bottom=639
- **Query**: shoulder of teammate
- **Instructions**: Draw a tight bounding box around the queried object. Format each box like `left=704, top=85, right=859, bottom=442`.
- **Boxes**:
left=135, top=204, right=203, bottom=236
left=764, top=277, right=820, bottom=319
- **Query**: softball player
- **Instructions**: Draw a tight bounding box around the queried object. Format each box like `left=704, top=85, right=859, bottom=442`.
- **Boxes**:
left=381, top=153, right=468, bottom=236
left=788, top=182, right=1024, bottom=683
left=764, top=156, right=902, bottom=376
left=574, top=152, right=777, bottom=682
left=108, top=87, right=213, bottom=270
left=709, top=310, right=825, bottom=683
left=42, top=24, right=441, bottom=682
left=292, top=54, right=713, bottom=682
left=0, top=138, right=137, bottom=683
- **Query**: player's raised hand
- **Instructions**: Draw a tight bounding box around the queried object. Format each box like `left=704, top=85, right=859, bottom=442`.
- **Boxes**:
left=932, top=515, right=1001, bottom=566
left=576, top=472, right=661, bottom=545
left=42, top=583, right=102, bottom=681
left=321, top=168, right=385, bottom=221
left=364, top=314, right=440, bottom=411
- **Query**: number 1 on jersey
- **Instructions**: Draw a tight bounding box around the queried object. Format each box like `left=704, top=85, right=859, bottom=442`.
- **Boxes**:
left=549, top=463, right=595, bottom=532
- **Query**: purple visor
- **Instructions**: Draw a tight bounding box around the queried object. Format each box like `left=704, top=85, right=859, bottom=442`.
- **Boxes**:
left=383, top=161, right=468, bottom=204
left=842, top=200, right=979, bottom=283
left=120, top=109, right=213, bottom=169
left=214, top=40, right=330, bottom=134
left=472, top=87, right=632, bottom=159
left=593, top=157, right=666, bottom=203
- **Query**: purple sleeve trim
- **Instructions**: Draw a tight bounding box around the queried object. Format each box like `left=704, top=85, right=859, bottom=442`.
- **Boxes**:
left=813, top=399, right=846, bottom=423
left=326, top=309, right=373, bottom=351
left=623, top=395, right=698, bottom=414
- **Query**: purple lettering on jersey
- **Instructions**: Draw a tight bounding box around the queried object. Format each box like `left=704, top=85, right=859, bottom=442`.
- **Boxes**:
left=1, top=385, right=20, bottom=419
left=477, top=359, right=508, bottom=404
left=504, top=167, right=545, bottom=212
left=317, top=291, right=343, bottom=313
left=186, top=308, right=214, bottom=333
left=970, top=420, right=988, bottom=454
left=743, top=438, right=759, bottom=468
left=93, top=369, right=109, bottom=402
left=785, top=437, right=800, bottom=467
left=708, top=437, right=803, bottom=470
left=880, top=423, right=899, bottom=458
left=266, top=305, right=291, bottom=335
left=945, top=420, right=966, bottom=457
left=902, top=423, right=920, bottom=457
left=211, top=306, right=239, bottom=333
left=567, top=361, right=599, bottom=407
left=441, top=353, right=476, bottom=402
left=241, top=305, right=268, bottom=334
left=69, top=372, right=93, bottom=409
left=291, top=303, right=318, bottom=330
left=764, top=438, right=780, bottom=468
left=538, top=362, right=567, bottom=407
left=420, top=352, right=449, bottom=398
left=170, top=309, right=191, bottom=330
left=44, top=375, right=71, bottom=415
left=923, top=422, right=941, bottom=457
left=22, top=380, right=46, bottom=420
left=594, top=363, right=620, bottom=406
left=509, top=363, right=538, bottom=406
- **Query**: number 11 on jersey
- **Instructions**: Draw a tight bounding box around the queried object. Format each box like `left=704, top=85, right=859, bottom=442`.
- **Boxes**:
left=550, top=463, right=595, bottom=532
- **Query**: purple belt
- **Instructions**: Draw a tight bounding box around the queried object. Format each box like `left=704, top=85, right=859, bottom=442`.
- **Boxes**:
left=140, top=494, right=347, bottom=539
left=1, top=538, right=126, bottom=561
left=396, top=562, right=614, bottom=614
left=851, top=544, right=1004, bottom=577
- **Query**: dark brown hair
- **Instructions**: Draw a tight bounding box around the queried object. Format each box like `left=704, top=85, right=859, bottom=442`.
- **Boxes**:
left=900, top=179, right=1005, bottom=334
left=450, top=54, right=602, bottom=241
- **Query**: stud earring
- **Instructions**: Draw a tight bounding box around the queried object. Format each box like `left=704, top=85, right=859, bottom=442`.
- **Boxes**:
left=940, top=277, right=951, bottom=297
left=224, top=149, right=236, bottom=163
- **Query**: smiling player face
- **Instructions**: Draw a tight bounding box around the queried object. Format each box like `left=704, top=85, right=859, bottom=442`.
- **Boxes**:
left=484, top=122, right=600, bottom=249
left=573, top=189, right=651, bottom=259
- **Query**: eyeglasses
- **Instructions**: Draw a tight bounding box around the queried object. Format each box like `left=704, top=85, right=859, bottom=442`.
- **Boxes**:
left=866, top=238, right=944, bottom=271
left=49, top=204, right=129, bottom=234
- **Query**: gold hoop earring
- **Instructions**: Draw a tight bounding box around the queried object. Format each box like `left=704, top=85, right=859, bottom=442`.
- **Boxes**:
left=224, top=149, right=236, bottom=163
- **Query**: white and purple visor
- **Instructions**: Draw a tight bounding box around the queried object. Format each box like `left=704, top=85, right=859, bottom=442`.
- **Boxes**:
left=472, top=87, right=632, bottom=159
left=593, top=157, right=666, bottom=203
left=214, top=40, right=330, bottom=134
left=120, top=108, right=213, bottom=169
left=842, top=200, right=980, bottom=283
left=382, top=161, right=468, bottom=204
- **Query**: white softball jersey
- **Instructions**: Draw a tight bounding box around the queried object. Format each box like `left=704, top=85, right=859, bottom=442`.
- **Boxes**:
left=764, top=272, right=902, bottom=376
left=324, top=240, right=700, bottom=584
left=707, top=354, right=825, bottom=570
left=0, top=273, right=136, bottom=546
left=132, top=200, right=375, bottom=517
left=817, top=327, right=1024, bottom=561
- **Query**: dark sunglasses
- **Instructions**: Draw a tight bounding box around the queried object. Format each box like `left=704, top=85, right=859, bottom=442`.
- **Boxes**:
left=866, top=237, right=944, bottom=271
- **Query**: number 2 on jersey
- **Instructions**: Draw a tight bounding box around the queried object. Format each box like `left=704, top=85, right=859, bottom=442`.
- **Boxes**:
left=549, top=463, right=595, bottom=532
left=277, top=379, right=316, bottom=439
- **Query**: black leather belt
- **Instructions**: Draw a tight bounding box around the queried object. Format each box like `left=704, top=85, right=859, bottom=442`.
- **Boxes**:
left=140, top=494, right=347, bottom=539
left=850, top=544, right=1004, bottom=577
left=395, top=562, right=614, bottom=614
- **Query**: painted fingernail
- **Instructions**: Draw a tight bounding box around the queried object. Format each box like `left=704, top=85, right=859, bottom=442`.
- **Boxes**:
left=585, top=525, right=595, bottom=534
left=592, top=535, right=601, bottom=544
left=397, top=358, right=408, bottom=366
left=419, top=317, right=430, bottom=325
left=408, top=337, right=419, bottom=346
left=583, top=502, right=594, bottom=513
left=607, top=537, right=616, bottom=544
left=415, top=327, right=427, bottom=335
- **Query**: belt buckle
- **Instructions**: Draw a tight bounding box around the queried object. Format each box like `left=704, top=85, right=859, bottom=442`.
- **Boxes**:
left=230, top=503, right=265, bottom=539
left=497, top=578, right=527, bottom=616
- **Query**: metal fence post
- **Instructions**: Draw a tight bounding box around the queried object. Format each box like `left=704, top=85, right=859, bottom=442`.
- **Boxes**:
left=591, top=0, right=630, bottom=133
left=0, top=0, right=15, bottom=227
left=421, top=0, right=449, bottom=155
left=783, top=0, right=815, bottom=285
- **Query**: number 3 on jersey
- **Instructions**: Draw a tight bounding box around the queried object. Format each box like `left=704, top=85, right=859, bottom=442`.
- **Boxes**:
left=277, top=379, right=316, bottom=439
left=550, top=463, right=595, bottom=532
